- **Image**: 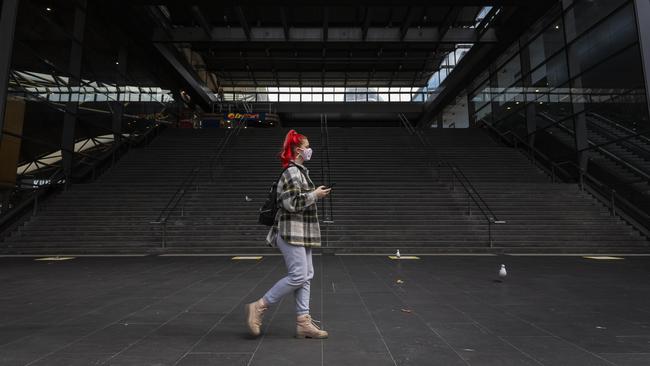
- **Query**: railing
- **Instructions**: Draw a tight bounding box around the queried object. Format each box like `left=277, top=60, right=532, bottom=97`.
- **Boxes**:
left=478, top=119, right=650, bottom=237
left=400, top=114, right=505, bottom=246
left=319, top=113, right=335, bottom=226
left=537, top=113, right=650, bottom=184
left=151, top=105, right=248, bottom=247
left=586, top=115, right=650, bottom=162
left=0, top=123, right=165, bottom=239
left=590, top=112, right=650, bottom=146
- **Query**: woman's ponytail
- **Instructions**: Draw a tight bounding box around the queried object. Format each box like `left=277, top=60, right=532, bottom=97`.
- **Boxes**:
left=279, top=129, right=306, bottom=168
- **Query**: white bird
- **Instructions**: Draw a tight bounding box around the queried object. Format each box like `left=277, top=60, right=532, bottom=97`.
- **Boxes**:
left=396, top=249, right=401, bottom=259
left=245, top=195, right=253, bottom=202
left=498, top=264, right=507, bottom=278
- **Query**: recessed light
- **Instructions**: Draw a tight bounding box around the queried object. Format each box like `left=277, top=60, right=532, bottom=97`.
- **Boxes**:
left=555, top=25, right=560, bottom=29
left=46, top=7, right=52, bottom=12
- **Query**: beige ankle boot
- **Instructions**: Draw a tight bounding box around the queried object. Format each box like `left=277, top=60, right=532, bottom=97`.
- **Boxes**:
left=245, top=299, right=268, bottom=336
left=296, top=314, right=328, bottom=339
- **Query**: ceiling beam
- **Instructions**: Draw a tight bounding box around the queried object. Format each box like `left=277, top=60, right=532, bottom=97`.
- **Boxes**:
left=322, top=7, right=329, bottom=42
left=399, top=7, right=416, bottom=41
left=153, top=26, right=497, bottom=43
left=154, top=42, right=218, bottom=106
left=189, top=5, right=213, bottom=39
left=362, top=7, right=371, bottom=40
left=234, top=6, right=251, bottom=41
left=280, top=7, right=290, bottom=40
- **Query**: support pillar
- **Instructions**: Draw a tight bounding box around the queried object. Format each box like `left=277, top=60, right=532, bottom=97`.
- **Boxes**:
left=563, top=0, right=589, bottom=171
left=112, top=46, right=127, bottom=144
left=634, top=0, right=650, bottom=119
left=61, top=0, right=86, bottom=179
left=0, top=0, right=20, bottom=142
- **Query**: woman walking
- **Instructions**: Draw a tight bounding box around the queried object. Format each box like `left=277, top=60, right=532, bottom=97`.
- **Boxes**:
left=245, top=129, right=331, bottom=339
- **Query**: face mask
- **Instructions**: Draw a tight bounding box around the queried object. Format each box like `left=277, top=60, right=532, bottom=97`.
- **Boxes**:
left=300, top=147, right=313, bottom=161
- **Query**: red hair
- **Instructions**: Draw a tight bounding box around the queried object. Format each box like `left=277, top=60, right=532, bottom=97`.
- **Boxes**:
left=279, top=129, right=306, bottom=168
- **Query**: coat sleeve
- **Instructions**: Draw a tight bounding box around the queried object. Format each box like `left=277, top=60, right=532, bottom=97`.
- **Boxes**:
left=278, top=167, right=317, bottom=213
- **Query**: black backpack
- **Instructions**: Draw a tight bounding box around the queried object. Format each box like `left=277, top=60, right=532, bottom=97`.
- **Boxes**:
left=258, top=164, right=294, bottom=226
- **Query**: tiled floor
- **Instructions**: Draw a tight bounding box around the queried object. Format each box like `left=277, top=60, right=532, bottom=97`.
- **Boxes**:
left=1, top=254, right=649, bottom=365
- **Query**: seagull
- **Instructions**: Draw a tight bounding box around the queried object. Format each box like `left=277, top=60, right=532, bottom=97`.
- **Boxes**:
left=498, top=264, right=507, bottom=279
left=245, top=196, right=253, bottom=202
left=396, top=249, right=401, bottom=259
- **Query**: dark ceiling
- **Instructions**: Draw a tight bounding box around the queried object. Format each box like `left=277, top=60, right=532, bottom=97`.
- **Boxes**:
left=150, top=4, right=498, bottom=88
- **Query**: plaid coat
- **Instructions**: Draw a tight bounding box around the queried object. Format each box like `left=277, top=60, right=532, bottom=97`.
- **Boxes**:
left=266, top=161, right=321, bottom=247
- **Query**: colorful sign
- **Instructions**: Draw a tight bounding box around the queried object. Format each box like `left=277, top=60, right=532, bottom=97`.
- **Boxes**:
left=225, top=112, right=264, bottom=121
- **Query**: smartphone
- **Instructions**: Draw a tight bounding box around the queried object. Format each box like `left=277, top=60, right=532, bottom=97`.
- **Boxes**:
left=325, top=183, right=336, bottom=189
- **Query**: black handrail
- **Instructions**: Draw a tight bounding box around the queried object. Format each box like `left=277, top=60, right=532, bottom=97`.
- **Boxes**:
left=478, top=119, right=575, bottom=183
left=535, top=112, right=650, bottom=162
left=586, top=116, right=650, bottom=161
left=319, top=113, right=335, bottom=225
left=0, top=123, right=165, bottom=239
left=151, top=102, right=249, bottom=247
left=478, top=119, right=650, bottom=236
left=401, top=114, right=505, bottom=246
left=538, top=113, right=650, bottom=182
left=590, top=112, right=650, bottom=146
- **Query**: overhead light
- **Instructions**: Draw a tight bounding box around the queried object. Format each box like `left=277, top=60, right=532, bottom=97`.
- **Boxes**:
left=555, top=25, right=560, bottom=29
left=115, top=61, right=119, bottom=65
left=46, top=7, right=52, bottom=12
left=535, top=89, right=540, bottom=92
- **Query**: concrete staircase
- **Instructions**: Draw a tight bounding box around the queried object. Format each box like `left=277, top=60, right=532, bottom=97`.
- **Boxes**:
left=2, top=125, right=648, bottom=254
left=423, top=128, right=649, bottom=251
left=1, top=128, right=226, bottom=253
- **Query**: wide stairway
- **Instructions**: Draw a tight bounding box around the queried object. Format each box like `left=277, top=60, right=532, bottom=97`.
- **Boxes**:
left=423, top=128, right=649, bottom=251
left=2, top=126, right=648, bottom=254
left=1, top=128, right=226, bottom=253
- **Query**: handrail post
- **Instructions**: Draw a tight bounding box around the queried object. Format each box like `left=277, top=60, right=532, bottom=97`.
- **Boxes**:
left=161, top=222, right=166, bottom=248
left=451, top=167, right=455, bottom=191
left=579, top=171, right=584, bottom=191
left=33, top=194, right=38, bottom=216
left=488, top=220, right=493, bottom=248
left=551, top=165, right=556, bottom=183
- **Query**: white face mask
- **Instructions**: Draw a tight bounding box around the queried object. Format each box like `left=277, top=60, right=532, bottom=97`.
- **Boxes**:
left=299, top=147, right=313, bottom=161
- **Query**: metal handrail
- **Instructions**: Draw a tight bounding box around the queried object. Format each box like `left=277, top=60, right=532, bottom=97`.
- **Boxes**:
left=536, top=112, right=650, bottom=163
left=586, top=116, right=650, bottom=160
left=417, top=130, right=505, bottom=239
left=589, top=112, right=650, bottom=146
left=540, top=114, right=650, bottom=183
left=319, top=113, right=335, bottom=225
left=478, top=119, right=650, bottom=236
left=151, top=112, right=246, bottom=247
left=0, top=123, right=164, bottom=237
left=478, top=120, right=575, bottom=183
left=402, top=114, right=504, bottom=246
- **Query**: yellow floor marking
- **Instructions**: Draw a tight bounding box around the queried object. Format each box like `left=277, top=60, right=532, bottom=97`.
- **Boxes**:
left=388, top=256, right=420, bottom=260
left=231, top=256, right=263, bottom=260
left=34, top=256, right=75, bottom=261
left=583, top=256, right=624, bottom=260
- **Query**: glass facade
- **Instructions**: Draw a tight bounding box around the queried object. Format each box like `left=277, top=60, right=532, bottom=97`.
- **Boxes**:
left=467, top=0, right=650, bottom=224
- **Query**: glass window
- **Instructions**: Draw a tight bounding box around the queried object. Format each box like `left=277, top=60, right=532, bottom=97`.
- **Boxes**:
left=527, top=19, right=565, bottom=70
left=575, top=45, right=649, bottom=130
left=565, top=0, right=627, bottom=42
left=568, top=4, right=637, bottom=76
left=529, top=50, right=569, bottom=89
left=496, top=54, right=521, bottom=88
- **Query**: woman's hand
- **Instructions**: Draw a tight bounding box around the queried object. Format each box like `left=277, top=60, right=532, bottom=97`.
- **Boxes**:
left=314, top=186, right=332, bottom=199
